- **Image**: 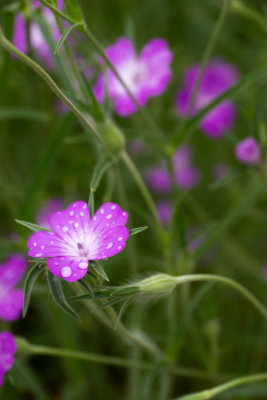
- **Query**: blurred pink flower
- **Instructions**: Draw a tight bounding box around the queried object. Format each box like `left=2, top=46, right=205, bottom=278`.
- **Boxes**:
left=235, top=137, right=261, bottom=165
left=176, top=60, right=239, bottom=139
left=13, top=1, right=64, bottom=67
left=37, top=198, right=63, bottom=229
left=94, top=37, right=173, bottom=116
left=146, top=145, right=200, bottom=194
left=0, top=332, right=16, bottom=386
left=0, top=255, right=27, bottom=322
left=156, top=201, right=173, bottom=226
left=213, top=162, right=230, bottom=180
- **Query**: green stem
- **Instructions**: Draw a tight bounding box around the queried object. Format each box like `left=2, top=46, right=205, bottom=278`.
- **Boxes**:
left=0, top=30, right=104, bottom=147
left=186, top=0, right=232, bottom=117
left=37, top=0, right=76, bottom=24
left=232, top=0, right=267, bottom=35
left=120, top=150, right=162, bottom=231
left=15, top=337, right=228, bottom=381
left=175, top=274, right=267, bottom=322
left=174, top=371, right=267, bottom=399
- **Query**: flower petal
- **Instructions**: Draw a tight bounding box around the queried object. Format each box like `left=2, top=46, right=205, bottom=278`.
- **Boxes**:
left=105, top=37, right=136, bottom=66
left=89, top=226, right=129, bottom=260
left=0, top=289, right=24, bottom=322
left=47, top=256, right=88, bottom=282
left=49, top=201, right=90, bottom=246
left=27, top=231, right=73, bottom=258
left=140, top=38, right=173, bottom=96
left=89, top=202, right=128, bottom=234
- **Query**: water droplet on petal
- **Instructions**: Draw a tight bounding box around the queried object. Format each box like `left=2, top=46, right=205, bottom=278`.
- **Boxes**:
left=78, top=261, right=88, bottom=270
left=61, top=266, right=72, bottom=277
left=106, top=242, right=113, bottom=250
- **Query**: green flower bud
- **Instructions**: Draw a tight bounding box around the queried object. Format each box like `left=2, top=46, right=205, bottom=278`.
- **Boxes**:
left=138, top=274, right=178, bottom=294
left=98, top=118, right=125, bottom=155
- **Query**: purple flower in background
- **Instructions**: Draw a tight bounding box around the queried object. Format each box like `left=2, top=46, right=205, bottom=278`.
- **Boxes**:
left=128, top=139, right=147, bottom=157
left=176, top=60, right=239, bottom=139
left=0, top=255, right=26, bottom=322
left=0, top=332, right=16, bottom=386
left=213, top=162, right=230, bottom=180
left=146, top=145, right=200, bottom=194
left=37, top=198, right=63, bottom=229
left=28, top=201, right=129, bottom=282
left=156, top=201, right=173, bottom=226
left=235, top=137, right=261, bottom=165
left=173, top=145, right=200, bottom=189
left=94, top=37, right=173, bottom=116
left=146, top=166, right=172, bottom=194
left=13, top=0, right=64, bottom=67
left=263, top=264, right=267, bottom=280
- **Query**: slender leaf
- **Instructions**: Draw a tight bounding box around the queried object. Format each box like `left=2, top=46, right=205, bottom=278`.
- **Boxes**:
left=15, top=219, right=50, bottom=232
left=47, top=272, right=79, bottom=319
left=54, top=22, right=83, bottom=54
left=91, top=262, right=109, bottom=281
left=115, top=296, right=132, bottom=329
left=23, top=263, right=44, bottom=317
left=78, top=278, right=95, bottom=297
left=91, top=298, right=122, bottom=314
left=0, top=107, right=49, bottom=121
left=129, top=226, right=148, bottom=236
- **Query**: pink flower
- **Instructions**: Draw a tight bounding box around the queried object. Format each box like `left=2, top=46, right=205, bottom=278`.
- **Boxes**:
left=146, top=145, right=200, bottom=194
left=176, top=60, right=239, bottom=139
left=27, top=201, right=129, bottom=282
left=146, top=166, right=172, bottom=194
left=13, top=1, right=64, bottom=67
left=213, top=162, right=230, bottom=180
left=235, top=137, right=261, bottom=165
left=0, top=332, right=16, bottom=386
left=94, top=37, right=173, bottom=116
left=156, top=201, right=173, bottom=226
left=173, top=146, right=200, bottom=189
left=37, top=198, right=63, bottom=229
left=0, top=255, right=26, bottom=322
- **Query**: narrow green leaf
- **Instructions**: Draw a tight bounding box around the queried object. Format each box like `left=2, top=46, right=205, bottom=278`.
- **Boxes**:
left=15, top=219, right=50, bottom=232
left=78, top=278, right=95, bottom=297
left=23, top=263, right=44, bottom=317
left=91, top=262, right=109, bottom=282
left=115, top=296, right=132, bottom=329
left=209, top=167, right=246, bottom=191
left=68, top=292, right=111, bottom=302
left=129, top=226, right=148, bottom=236
left=54, top=22, right=83, bottom=54
left=47, top=272, right=79, bottom=320
left=91, top=298, right=122, bottom=314
left=80, top=72, right=105, bottom=121
left=0, top=107, right=49, bottom=121
left=90, top=156, right=114, bottom=191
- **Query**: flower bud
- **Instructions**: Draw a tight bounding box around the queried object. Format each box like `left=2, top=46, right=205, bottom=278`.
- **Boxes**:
left=98, top=118, right=125, bottom=155
left=138, top=274, right=178, bottom=294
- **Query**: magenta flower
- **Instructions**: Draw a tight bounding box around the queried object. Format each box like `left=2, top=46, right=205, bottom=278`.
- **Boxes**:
left=37, top=198, right=63, bottom=229
left=0, top=332, right=16, bottom=386
left=27, top=201, right=129, bottom=282
left=176, top=60, right=239, bottom=139
left=94, top=37, right=173, bottom=116
left=146, top=166, right=172, bottom=194
left=213, top=162, right=230, bottom=180
left=146, top=145, right=200, bottom=194
left=0, top=255, right=26, bottom=322
left=235, top=137, right=261, bottom=165
left=173, top=146, right=200, bottom=189
left=156, top=201, right=173, bottom=227
left=13, top=0, right=64, bottom=67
